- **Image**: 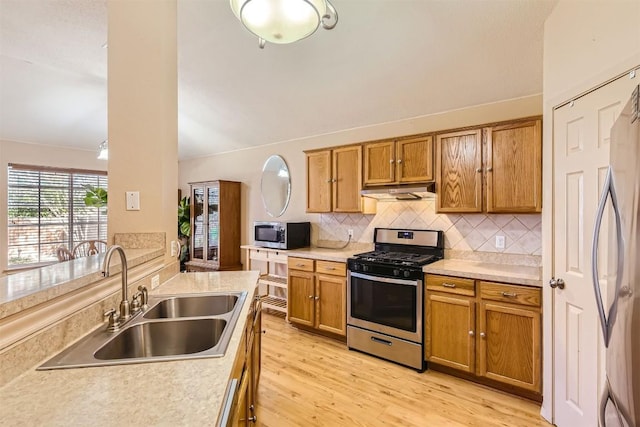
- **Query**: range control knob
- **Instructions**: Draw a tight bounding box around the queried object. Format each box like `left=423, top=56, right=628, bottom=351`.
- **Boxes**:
left=393, top=269, right=400, bottom=276
left=362, top=265, right=370, bottom=273
left=403, top=270, right=411, bottom=278
left=352, top=263, right=361, bottom=272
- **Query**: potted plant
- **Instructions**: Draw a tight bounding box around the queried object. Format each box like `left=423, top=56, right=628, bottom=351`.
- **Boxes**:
left=178, top=196, right=191, bottom=271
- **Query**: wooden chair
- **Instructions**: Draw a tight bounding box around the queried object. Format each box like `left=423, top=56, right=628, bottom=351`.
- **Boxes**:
left=56, top=247, right=75, bottom=262
left=72, top=240, right=108, bottom=258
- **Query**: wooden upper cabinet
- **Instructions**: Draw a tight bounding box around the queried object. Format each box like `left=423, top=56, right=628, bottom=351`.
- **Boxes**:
left=306, top=150, right=332, bottom=213
left=486, top=120, right=542, bottom=213
left=332, top=145, right=363, bottom=212
left=364, top=137, right=433, bottom=186
left=436, top=129, right=483, bottom=212
left=363, top=140, right=395, bottom=185
left=397, top=136, right=434, bottom=183
left=436, top=118, right=542, bottom=214
left=306, top=145, right=368, bottom=214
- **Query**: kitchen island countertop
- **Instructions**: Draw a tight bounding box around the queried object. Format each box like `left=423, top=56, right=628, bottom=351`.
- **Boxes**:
left=0, top=270, right=259, bottom=426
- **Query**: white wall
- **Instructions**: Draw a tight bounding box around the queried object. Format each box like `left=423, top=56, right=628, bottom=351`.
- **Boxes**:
left=541, top=0, right=640, bottom=421
left=0, top=139, right=107, bottom=273
left=179, top=94, right=543, bottom=259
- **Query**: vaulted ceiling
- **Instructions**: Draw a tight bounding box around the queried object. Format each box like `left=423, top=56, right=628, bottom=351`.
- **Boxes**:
left=0, top=0, right=557, bottom=160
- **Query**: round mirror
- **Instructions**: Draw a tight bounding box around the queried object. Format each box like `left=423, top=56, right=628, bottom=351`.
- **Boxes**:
left=261, top=155, right=291, bottom=217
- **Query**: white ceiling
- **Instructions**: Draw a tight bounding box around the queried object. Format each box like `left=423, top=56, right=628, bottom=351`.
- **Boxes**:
left=0, top=0, right=557, bottom=160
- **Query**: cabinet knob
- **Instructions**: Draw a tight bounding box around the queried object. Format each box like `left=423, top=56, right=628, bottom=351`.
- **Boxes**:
left=248, top=415, right=257, bottom=423
left=480, top=332, right=486, bottom=338
left=397, top=159, right=403, bottom=164
left=308, top=295, right=314, bottom=299
left=314, top=296, right=320, bottom=300
left=501, top=291, right=518, bottom=298
left=486, top=167, right=493, bottom=172
left=476, top=168, right=482, bottom=173
left=468, top=330, right=474, bottom=336
left=390, top=159, right=395, bottom=163
left=442, top=283, right=456, bottom=288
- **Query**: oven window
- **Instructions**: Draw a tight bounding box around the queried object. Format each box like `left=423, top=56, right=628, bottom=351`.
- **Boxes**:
left=350, top=275, right=417, bottom=332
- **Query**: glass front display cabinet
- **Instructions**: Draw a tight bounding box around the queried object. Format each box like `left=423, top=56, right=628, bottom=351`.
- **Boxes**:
left=186, top=180, right=241, bottom=271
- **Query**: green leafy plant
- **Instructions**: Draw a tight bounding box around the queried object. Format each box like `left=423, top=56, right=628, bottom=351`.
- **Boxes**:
left=178, top=196, right=191, bottom=269
left=83, top=185, right=108, bottom=208
left=178, top=196, right=191, bottom=238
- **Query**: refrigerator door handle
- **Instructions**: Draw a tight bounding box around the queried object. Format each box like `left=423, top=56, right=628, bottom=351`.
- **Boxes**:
left=591, top=166, right=624, bottom=347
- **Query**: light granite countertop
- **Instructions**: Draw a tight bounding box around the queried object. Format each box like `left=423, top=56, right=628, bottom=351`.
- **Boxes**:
left=242, top=244, right=372, bottom=263
left=423, top=259, right=542, bottom=287
left=0, top=248, right=164, bottom=320
left=0, top=270, right=260, bottom=426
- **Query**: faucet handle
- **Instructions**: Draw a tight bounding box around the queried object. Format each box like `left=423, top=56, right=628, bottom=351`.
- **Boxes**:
left=130, top=292, right=142, bottom=313
left=138, top=285, right=149, bottom=309
left=104, top=308, right=121, bottom=332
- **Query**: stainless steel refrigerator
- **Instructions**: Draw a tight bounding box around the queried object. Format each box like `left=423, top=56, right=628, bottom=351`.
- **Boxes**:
left=593, top=84, right=640, bottom=427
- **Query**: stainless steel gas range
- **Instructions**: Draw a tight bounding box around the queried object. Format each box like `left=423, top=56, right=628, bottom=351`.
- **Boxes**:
left=346, top=228, right=444, bottom=371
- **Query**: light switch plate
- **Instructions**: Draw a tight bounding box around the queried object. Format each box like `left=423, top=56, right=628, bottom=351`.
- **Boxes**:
left=495, top=235, right=506, bottom=249
left=126, top=191, right=140, bottom=211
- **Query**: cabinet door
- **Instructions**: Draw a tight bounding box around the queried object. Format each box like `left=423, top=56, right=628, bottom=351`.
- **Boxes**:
left=436, top=129, right=483, bottom=212
left=287, top=270, right=315, bottom=326
left=425, top=293, right=475, bottom=373
left=306, top=150, right=332, bottom=213
left=315, top=274, right=346, bottom=336
left=332, top=145, right=363, bottom=212
left=397, top=136, right=433, bottom=183
left=485, top=119, right=542, bottom=213
left=232, top=369, right=250, bottom=426
left=206, top=184, right=220, bottom=262
left=363, top=140, right=395, bottom=185
left=477, top=301, right=541, bottom=392
left=191, top=185, right=206, bottom=261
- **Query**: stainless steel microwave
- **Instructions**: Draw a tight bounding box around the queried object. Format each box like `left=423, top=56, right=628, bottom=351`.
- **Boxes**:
left=254, top=221, right=310, bottom=250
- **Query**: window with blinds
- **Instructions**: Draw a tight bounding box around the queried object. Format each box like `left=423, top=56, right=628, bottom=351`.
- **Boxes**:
left=7, top=164, right=108, bottom=267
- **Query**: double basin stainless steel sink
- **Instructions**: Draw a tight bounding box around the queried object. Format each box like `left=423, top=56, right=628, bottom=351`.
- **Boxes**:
left=38, top=291, right=247, bottom=370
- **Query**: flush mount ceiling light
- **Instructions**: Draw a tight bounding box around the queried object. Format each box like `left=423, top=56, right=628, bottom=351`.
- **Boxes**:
left=97, top=140, right=108, bottom=160
left=230, top=0, right=338, bottom=48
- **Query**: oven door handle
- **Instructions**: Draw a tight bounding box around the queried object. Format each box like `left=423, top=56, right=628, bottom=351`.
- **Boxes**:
left=349, top=271, right=418, bottom=286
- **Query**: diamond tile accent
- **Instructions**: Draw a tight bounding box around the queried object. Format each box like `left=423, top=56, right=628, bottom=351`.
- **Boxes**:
left=316, top=200, right=541, bottom=255
left=503, top=218, right=529, bottom=240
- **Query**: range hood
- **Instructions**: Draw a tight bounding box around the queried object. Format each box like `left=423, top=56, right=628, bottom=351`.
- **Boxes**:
left=360, top=183, right=436, bottom=201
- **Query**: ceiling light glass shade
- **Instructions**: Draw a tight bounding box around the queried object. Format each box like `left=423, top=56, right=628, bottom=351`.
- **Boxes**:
left=230, top=0, right=337, bottom=47
left=97, top=140, right=108, bottom=160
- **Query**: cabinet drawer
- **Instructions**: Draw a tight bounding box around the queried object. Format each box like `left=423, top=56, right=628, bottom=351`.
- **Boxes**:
left=316, top=260, right=346, bottom=276
left=249, top=249, right=269, bottom=261
left=267, top=250, right=288, bottom=263
left=479, top=281, right=541, bottom=307
left=426, top=274, right=475, bottom=296
left=288, top=257, right=314, bottom=272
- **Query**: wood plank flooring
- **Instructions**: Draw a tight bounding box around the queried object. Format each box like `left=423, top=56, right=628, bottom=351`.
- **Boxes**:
left=256, top=313, right=551, bottom=427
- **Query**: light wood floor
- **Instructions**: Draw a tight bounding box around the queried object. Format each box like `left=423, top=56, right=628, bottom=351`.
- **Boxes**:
left=256, top=313, right=551, bottom=427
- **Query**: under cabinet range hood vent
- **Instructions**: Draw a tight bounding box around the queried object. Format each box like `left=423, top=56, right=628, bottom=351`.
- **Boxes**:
left=360, top=183, right=436, bottom=201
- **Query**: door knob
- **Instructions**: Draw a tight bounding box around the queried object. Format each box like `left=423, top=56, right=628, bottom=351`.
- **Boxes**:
left=549, top=277, right=565, bottom=289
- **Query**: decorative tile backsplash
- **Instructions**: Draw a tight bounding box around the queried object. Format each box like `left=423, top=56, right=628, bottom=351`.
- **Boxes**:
left=317, top=199, right=541, bottom=256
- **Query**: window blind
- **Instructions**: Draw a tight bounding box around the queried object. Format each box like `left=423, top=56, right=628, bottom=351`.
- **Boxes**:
left=7, top=164, right=108, bottom=267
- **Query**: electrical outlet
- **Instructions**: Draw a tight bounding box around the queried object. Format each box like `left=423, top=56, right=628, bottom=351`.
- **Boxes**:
left=495, top=235, right=506, bottom=249
left=348, top=229, right=354, bottom=238
left=151, top=274, right=160, bottom=289
left=170, top=240, right=177, bottom=257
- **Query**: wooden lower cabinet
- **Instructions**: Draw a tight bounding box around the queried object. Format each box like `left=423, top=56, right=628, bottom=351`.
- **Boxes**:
left=221, top=290, right=262, bottom=427
left=425, top=274, right=541, bottom=396
left=288, top=269, right=315, bottom=327
left=288, top=257, right=347, bottom=337
left=425, top=293, right=475, bottom=373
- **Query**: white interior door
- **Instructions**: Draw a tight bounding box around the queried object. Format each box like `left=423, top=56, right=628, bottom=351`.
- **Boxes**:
left=552, top=73, right=637, bottom=427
